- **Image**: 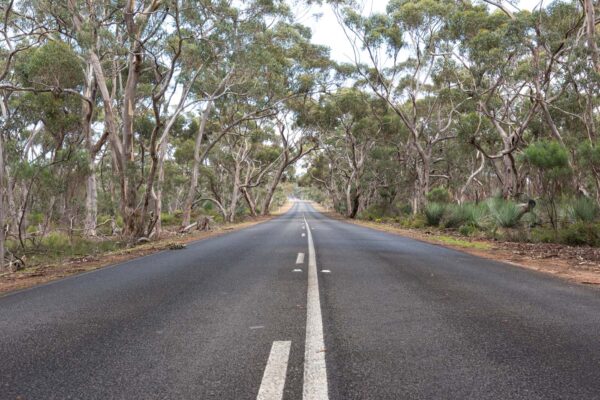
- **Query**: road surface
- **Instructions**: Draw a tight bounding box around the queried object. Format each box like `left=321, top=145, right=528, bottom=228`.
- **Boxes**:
left=2, top=201, right=600, bottom=399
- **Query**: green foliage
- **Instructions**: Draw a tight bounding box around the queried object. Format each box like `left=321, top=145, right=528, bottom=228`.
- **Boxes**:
left=443, top=202, right=489, bottom=229
left=16, top=41, right=84, bottom=89
left=569, top=197, right=598, bottom=223
left=42, top=232, right=71, bottom=250
left=443, top=204, right=471, bottom=228
left=577, top=142, right=600, bottom=169
left=487, top=198, right=522, bottom=228
left=530, top=227, right=556, bottom=243
left=35, top=233, right=120, bottom=259
left=522, top=140, right=570, bottom=179
left=426, top=187, right=450, bottom=203
left=29, top=212, right=45, bottom=225
left=458, top=224, right=476, bottom=237
left=160, top=213, right=182, bottom=226
left=558, top=223, right=600, bottom=247
left=424, top=202, right=446, bottom=226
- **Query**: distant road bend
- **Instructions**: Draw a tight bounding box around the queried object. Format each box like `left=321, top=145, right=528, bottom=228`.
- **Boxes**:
left=2, top=201, right=600, bottom=399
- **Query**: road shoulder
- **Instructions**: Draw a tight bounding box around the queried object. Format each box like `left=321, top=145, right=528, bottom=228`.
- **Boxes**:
left=311, top=202, right=600, bottom=286
left=0, top=203, right=293, bottom=295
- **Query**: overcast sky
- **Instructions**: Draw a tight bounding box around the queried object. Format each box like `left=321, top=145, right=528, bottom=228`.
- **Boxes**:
left=294, top=0, right=546, bottom=63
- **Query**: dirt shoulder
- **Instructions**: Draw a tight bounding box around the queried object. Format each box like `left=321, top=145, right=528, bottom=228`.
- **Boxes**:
left=311, top=203, right=600, bottom=286
left=0, top=204, right=290, bottom=295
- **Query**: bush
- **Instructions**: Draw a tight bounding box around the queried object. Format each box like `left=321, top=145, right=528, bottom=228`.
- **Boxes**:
left=444, top=204, right=471, bottom=228
left=358, top=204, right=385, bottom=221
left=30, top=212, right=45, bottom=225
left=424, top=202, right=446, bottom=226
left=488, top=198, right=522, bottom=228
left=410, top=215, right=427, bottom=229
left=426, top=187, right=450, bottom=203
left=531, top=227, right=556, bottom=243
left=394, top=202, right=413, bottom=216
left=570, top=197, right=598, bottom=223
left=521, top=210, right=540, bottom=227
left=458, top=224, right=476, bottom=236
left=160, top=212, right=183, bottom=226
left=43, top=232, right=71, bottom=250
left=558, top=223, right=600, bottom=246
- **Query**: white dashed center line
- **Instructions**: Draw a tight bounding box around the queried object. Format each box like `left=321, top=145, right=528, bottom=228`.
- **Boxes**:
left=257, top=341, right=291, bottom=400
left=296, top=253, right=305, bottom=264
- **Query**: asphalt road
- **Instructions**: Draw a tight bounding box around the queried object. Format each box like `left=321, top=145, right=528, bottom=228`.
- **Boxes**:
left=2, top=201, right=600, bottom=399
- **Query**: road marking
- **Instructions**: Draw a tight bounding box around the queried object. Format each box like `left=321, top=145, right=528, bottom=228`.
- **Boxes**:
left=257, top=341, right=291, bottom=400
left=321, top=270, right=331, bottom=274
left=296, top=252, right=305, bottom=264
left=303, top=216, right=329, bottom=400
left=293, top=269, right=303, bottom=272
left=302, top=233, right=306, bottom=237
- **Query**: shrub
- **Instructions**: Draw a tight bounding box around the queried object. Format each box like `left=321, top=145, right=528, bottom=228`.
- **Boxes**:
left=395, top=202, right=413, bottom=216
left=520, top=210, right=540, bottom=227
left=424, top=202, right=446, bottom=226
left=30, top=212, right=45, bottom=225
left=558, top=223, right=600, bottom=246
left=444, top=204, right=471, bottom=228
left=458, top=224, right=476, bottom=236
left=359, top=204, right=386, bottom=221
left=443, top=203, right=488, bottom=229
left=160, top=212, right=183, bottom=226
left=570, top=197, right=598, bottom=223
left=399, top=215, right=427, bottom=229
left=488, top=198, right=522, bottom=228
left=426, top=187, right=450, bottom=203
left=42, top=232, right=71, bottom=251
left=531, top=227, right=556, bottom=243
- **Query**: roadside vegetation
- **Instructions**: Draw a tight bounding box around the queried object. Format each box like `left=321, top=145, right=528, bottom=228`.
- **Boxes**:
left=298, top=0, right=600, bottom=251
left=0, top=0, right=323, bottom=272
left=335, top=187, right=600, bottom=248
left=2, top=0, right=600, bottom=276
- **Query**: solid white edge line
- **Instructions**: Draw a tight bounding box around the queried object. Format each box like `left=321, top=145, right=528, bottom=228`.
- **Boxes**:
left=296, top=252, right=305, bottom=264
left=303, top=215, right=329, bottom=400
left=257, top=341, right=292, bottom=400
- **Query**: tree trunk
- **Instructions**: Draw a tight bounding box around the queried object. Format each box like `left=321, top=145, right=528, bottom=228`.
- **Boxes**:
left=5, top=173, right=17, bottom=235
left=83, top=64, right=98, bottom=236
left=154, top=157, right=165, bottom=236
left=182, top=102, right=213, bottom=227
left=459, top=151, right=485, bottom=203
left=414, top=154, right=430, bottom=213
left=241, top=187, right=258, bottom=216
left=228, top=160, right=243, bottom=223
left=501, top=137, right=518, bottom=198
left=260, top=160, right=287, bottom=216
left=345, top=171, right=361, bottom=218
left=84, top=171, right=98, bottom=236
left=121, top=49, right=143, bottom=236
left=585, top=0, right=600, bottom=71
left=0, top=130, right=5, bottom=272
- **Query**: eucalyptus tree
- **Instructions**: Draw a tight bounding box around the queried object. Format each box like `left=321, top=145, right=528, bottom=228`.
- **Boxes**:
left=337, top=0, right=464, bottom=212
left=259, top=109, right=318, bottom=215
left=300, top=88, right=388, bottom=217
